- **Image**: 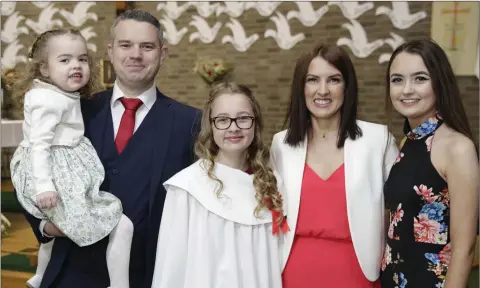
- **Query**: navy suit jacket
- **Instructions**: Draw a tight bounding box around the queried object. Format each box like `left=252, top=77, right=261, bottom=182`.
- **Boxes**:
left=20, top=88, right=201, bottom=287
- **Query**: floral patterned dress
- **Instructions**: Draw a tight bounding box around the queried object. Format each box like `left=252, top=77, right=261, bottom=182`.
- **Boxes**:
left=381, top=114, right=450, bottom=288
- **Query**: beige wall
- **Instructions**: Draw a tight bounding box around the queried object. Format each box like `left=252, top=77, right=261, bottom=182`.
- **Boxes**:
left=2, top=1, right=478, bottom=144
left=135, top=1, right=479, bottom=144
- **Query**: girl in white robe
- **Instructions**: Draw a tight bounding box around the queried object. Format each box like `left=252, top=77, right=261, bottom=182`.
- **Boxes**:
left=151, top=82, right=289, bottom=288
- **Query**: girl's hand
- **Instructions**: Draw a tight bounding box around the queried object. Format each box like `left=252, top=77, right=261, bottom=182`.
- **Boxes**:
left=36, top=191, right=58, bottom=209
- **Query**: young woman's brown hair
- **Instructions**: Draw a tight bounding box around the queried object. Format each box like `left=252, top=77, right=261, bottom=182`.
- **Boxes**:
left=385, top=38, right=474, bottom=143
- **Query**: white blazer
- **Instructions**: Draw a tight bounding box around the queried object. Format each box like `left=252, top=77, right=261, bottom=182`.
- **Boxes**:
left=270, top=120, right=399, bottom=281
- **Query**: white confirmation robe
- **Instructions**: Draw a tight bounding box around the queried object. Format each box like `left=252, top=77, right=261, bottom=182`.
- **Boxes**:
left=151, top=160, right=284, bottom=288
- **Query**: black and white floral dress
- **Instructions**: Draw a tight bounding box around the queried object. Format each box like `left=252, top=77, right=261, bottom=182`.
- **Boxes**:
left=381, top=114, right=450, bottom=288
left=10, top=80, right=123, bottom=247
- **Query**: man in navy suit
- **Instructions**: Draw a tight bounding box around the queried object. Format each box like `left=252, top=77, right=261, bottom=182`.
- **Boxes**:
left=22, top=10, right=201, bottom=288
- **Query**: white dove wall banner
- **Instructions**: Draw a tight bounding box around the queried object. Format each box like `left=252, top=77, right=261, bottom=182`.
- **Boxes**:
left=1, top=11, right=29, bottom=44
left=31, top=1, right=52, bottom=9
left=245, top=1, right=282, bottom=17
left=286, top=2, right=329, bottom=27
left=216, top=2, right=247, bottom=18
left=160, top=15, right=188, bottom=45
left=327, top=1, right=374, bottom=20
left=80, top=26, right=97, bottom=52
left=2, top=40, right=28, bottom=70
left=378, top=32, right=405, bottom=64
left=59, top=2, right=98, bottom=27
left=0, top=1, right=116, bottom=82
left=157, top=2, right=191, bottom=20
left=189, top=2, right=220, bottom=18
left=1, top=2, right=16, bottom=16
left=1, top=8, right=29, bottom=70
left=336, top=19, right=384, bottom=58
left=265, top=11, right=305, bottom=50
left=375, top=2, right=427, bottom=30
left=189, top=15, right=222, bottom=44
left=25, top=3, right=64, bottom=35
left=222, top=18, right=259, bottom=52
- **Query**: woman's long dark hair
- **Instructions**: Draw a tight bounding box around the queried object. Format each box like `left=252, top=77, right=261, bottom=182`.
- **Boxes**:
left=284, top=43, right=362, bottom=148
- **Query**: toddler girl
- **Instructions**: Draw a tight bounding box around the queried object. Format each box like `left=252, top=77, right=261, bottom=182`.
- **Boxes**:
left=10, top=28, right=133, bottom=288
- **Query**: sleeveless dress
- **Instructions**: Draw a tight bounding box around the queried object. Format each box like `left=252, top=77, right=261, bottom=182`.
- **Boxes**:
left=282, top=163, right=380, bottom=288
left=381, top=114, right=450, bottom=288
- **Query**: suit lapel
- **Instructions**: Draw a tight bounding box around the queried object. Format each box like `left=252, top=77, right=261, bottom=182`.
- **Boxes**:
left=148, top=90, right=174, bottom=217
left=344, top=137, right=362, bottom=224
left=83, top=91, right=112, bottom=157
left=86, top=89, right=174, bottom=216
left=282, top=135, right=307, bottom=270
left=344, top=131, right=382, bottom=279
left=343, top=137, right=363, bottom=264
left=344, top=137, right=357, bottom=215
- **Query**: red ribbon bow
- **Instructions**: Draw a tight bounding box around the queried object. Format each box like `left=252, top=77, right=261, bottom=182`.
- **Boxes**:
left=271, top=209, right=290, bottom=235
left=265, top=195, right=290, bottom=235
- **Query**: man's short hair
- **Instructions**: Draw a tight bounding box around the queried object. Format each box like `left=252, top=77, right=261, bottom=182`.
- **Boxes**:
left=111, top=9, right=164, bottom=44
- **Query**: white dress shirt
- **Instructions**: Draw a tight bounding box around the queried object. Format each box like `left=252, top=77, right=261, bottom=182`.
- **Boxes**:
left=110, top=81, right=157, bottom=138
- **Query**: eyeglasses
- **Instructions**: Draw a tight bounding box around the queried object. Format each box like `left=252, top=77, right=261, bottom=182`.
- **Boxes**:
left=211, top=116, right=255, bottom=130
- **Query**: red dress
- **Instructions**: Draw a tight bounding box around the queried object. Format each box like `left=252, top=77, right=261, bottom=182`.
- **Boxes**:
left=282, top=163, right=380, bottom=288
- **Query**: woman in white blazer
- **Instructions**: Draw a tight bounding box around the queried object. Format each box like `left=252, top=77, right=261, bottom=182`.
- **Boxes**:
left=270, top=43, right=399, bottom=287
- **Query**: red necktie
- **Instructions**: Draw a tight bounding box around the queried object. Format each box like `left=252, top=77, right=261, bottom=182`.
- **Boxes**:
left=115, top=97, right=143, bottom=153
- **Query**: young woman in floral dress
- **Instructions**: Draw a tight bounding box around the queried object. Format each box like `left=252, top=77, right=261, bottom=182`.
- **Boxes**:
left=381, top=38, right=479, bottom=288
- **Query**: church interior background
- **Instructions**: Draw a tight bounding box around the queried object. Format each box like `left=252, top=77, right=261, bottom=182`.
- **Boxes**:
left=0, top=1, right=478, bottom=287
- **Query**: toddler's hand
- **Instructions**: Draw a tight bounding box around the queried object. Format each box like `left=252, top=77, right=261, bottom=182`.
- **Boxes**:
left=36, top=191, right=58, bottom=209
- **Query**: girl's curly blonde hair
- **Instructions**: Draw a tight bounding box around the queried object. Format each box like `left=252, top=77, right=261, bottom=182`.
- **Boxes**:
left=8, top=28, right=100, bottom=107
left=194, top=81, right=285, bottom=224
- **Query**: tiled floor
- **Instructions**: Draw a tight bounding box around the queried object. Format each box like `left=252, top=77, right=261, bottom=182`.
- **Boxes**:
left=2, top=212, right=38, bottom=255
left=1, top=178, right=14, bottom=191
left=1, top=212, right=37, bottom=287
left=2, top=179, right=37, bottom=256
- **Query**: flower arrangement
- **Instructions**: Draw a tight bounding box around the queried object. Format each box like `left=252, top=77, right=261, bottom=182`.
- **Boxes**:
left=1, top=213, right=11, bottom=237
left=2, top=69, right=17, bottom=89
left=193, top=57, right=231, bottom=85
left=2, top=69, right=16, bottom=108
left=2, top=69, right=23, bottom=119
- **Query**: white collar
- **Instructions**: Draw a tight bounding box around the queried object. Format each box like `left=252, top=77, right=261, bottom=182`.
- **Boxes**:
left=32, top=79, right=80, bottom=99
left=110, top=81, right=157, bottom=110
left=164, top=159, right=274, bottom=225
